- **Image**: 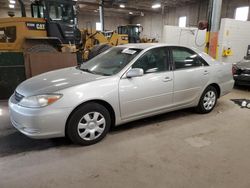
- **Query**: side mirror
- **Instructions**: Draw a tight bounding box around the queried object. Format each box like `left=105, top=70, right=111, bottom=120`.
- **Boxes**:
left=126, top=68, right=144, bottom=78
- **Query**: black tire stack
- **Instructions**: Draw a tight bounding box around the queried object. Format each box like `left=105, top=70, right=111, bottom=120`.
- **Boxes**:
left=88, top=44, right=111, bottom=60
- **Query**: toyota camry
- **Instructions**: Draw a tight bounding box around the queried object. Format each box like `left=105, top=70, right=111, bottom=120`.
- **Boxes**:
left=9, top=44, right=234, bottom=145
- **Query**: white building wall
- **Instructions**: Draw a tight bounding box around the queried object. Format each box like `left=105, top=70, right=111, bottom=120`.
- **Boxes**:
left=218, top=18, right=250, bottom=63
left=162, top=18, right=250, bottom=63
left=78, top=13, right=129, bottom=31
left=132, top=13, right=163, bottom=42
left=162, top=25, right=206, bottom=51
left=0, top=8, right=31, bottom=18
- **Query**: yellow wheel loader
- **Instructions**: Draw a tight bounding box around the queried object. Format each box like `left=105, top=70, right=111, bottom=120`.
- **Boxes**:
left=118, top=24, right=158, bottom=43
left=0, top=0, right=129, bottom=99
left=0, top=0, right=82, bottom=53
left=0, top=0, right=82, bottom=99
left=81, top=29, right=128, bottom=61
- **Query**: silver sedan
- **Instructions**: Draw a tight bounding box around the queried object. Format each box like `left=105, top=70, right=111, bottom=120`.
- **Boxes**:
left=9, top=44, right=234, bottom=145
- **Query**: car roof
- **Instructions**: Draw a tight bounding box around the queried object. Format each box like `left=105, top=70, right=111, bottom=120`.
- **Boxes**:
left=117, top=43, right=216, bottom=65
left=118, top=43, right=190, bottom=50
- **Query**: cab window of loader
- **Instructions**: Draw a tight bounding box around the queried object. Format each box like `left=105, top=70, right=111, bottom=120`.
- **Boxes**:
left=49, top=2, right=74, bottom=24
left=32, top=4, right=44, bottom=18
left=130, top=26, right=140, bottom=37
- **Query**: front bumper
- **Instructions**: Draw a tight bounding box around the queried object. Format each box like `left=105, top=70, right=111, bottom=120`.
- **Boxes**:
left=8, top=95, right=73, bottom=139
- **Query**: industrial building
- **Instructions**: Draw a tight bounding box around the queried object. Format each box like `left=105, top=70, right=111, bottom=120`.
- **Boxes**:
left=0, top=0, right=249, bottom=187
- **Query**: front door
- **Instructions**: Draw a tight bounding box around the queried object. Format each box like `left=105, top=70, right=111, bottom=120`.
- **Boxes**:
left=119, top=47, right=174, bottom=120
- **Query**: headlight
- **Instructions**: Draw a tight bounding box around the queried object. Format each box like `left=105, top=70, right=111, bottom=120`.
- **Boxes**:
left=18, top=94, right=62, bottom=108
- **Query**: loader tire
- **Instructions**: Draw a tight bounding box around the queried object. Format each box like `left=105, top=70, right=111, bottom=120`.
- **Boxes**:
left=27, top=44, right=58, bottom=53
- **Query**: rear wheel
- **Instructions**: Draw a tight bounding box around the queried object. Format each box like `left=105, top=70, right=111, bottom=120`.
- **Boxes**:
left=196, top=86, right=218, bottom=114
left=66, top=102, right=111, bottom=145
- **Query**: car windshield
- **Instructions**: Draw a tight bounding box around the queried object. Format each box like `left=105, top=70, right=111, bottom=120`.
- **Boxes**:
left=80, top=47, right=142, bottom=76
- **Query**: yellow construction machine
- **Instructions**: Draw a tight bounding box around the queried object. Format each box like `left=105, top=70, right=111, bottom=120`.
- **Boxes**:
left=0, top=0, right=84, bottom=99
left=0, top=0, right=129, bottom=99
left=81, top=28, right=128, bottom=60
left=0, top=0, right=82, bottom=54
left=117, top=24, right=158, bottom=43
left=0, top=0, right=128, bottom=59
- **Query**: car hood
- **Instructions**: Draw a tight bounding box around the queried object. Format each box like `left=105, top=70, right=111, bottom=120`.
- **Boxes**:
left=236, top=59, right=250, bottom=69
left=16, top=67, right=106, bottom=96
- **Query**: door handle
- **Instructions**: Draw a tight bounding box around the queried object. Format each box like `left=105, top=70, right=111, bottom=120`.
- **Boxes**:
left=163, top=77, right=173, bottom=82
left=203, top=70, right=209, bottom=75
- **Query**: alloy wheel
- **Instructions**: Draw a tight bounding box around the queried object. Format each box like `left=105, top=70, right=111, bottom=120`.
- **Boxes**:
left=203, top=91, right=216, bottom=111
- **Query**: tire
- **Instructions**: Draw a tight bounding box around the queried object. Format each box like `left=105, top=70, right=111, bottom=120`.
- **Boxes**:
left=27, top=44, right=58, bottom=53
left=88, top=44, right=111, bottom=60
left=195, top=86, right=218, bottom=114
left=76, top=51, right=83, bottom=65
left=66, top=102, right=111, bottom=145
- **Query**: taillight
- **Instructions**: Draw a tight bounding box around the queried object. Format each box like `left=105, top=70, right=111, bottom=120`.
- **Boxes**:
left=232, top=65, right=238, bottom=75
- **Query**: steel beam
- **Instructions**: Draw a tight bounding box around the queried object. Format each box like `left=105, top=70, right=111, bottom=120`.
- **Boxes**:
left=208, top=0, right=223, bottom=59
left=99, top=0, right=104, bottom=32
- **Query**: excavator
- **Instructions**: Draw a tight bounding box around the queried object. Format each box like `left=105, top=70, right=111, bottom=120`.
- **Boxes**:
left=0, top=0, right=128, bottom=99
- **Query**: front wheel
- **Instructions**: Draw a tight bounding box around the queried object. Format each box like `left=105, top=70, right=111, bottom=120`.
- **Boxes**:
left=196, top=86, right=218, bottom=114
left=66, top=103, right=111, bottom=145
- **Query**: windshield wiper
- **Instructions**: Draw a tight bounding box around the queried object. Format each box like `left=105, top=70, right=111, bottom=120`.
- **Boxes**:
left=97, top=72, right=111, bottom=76
left=80, top=68, right=110, bottom=76
left=80, top=68, right=97, bottom=74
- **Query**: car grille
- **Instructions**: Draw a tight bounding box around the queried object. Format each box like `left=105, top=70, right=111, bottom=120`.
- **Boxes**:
left=15, top=91, right=24, bottom=102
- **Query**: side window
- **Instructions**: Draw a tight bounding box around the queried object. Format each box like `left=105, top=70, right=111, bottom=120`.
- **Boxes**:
left=172, top=47, right=208, bottom=70
left=32, top=4, right=44, bottom=18
left=0, top=27, right=16, bottom=43
left=49, top=5, right=61, bottom=20
left=132, top=47, right=169, bottom=74
left=39, top=6, right=45, bottom=18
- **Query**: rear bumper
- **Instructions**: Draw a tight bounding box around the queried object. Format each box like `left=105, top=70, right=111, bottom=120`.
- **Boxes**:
left=234, top=75, right=250, bottom=86
left=220, top=79, right=235, bottom=97
left=8, top=95, right=72, bottom=139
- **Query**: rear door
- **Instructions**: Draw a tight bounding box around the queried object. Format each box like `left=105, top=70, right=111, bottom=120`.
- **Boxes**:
left=119, top=47, right=174, bottom=119
left=171, top=47, right=210, bottom=106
